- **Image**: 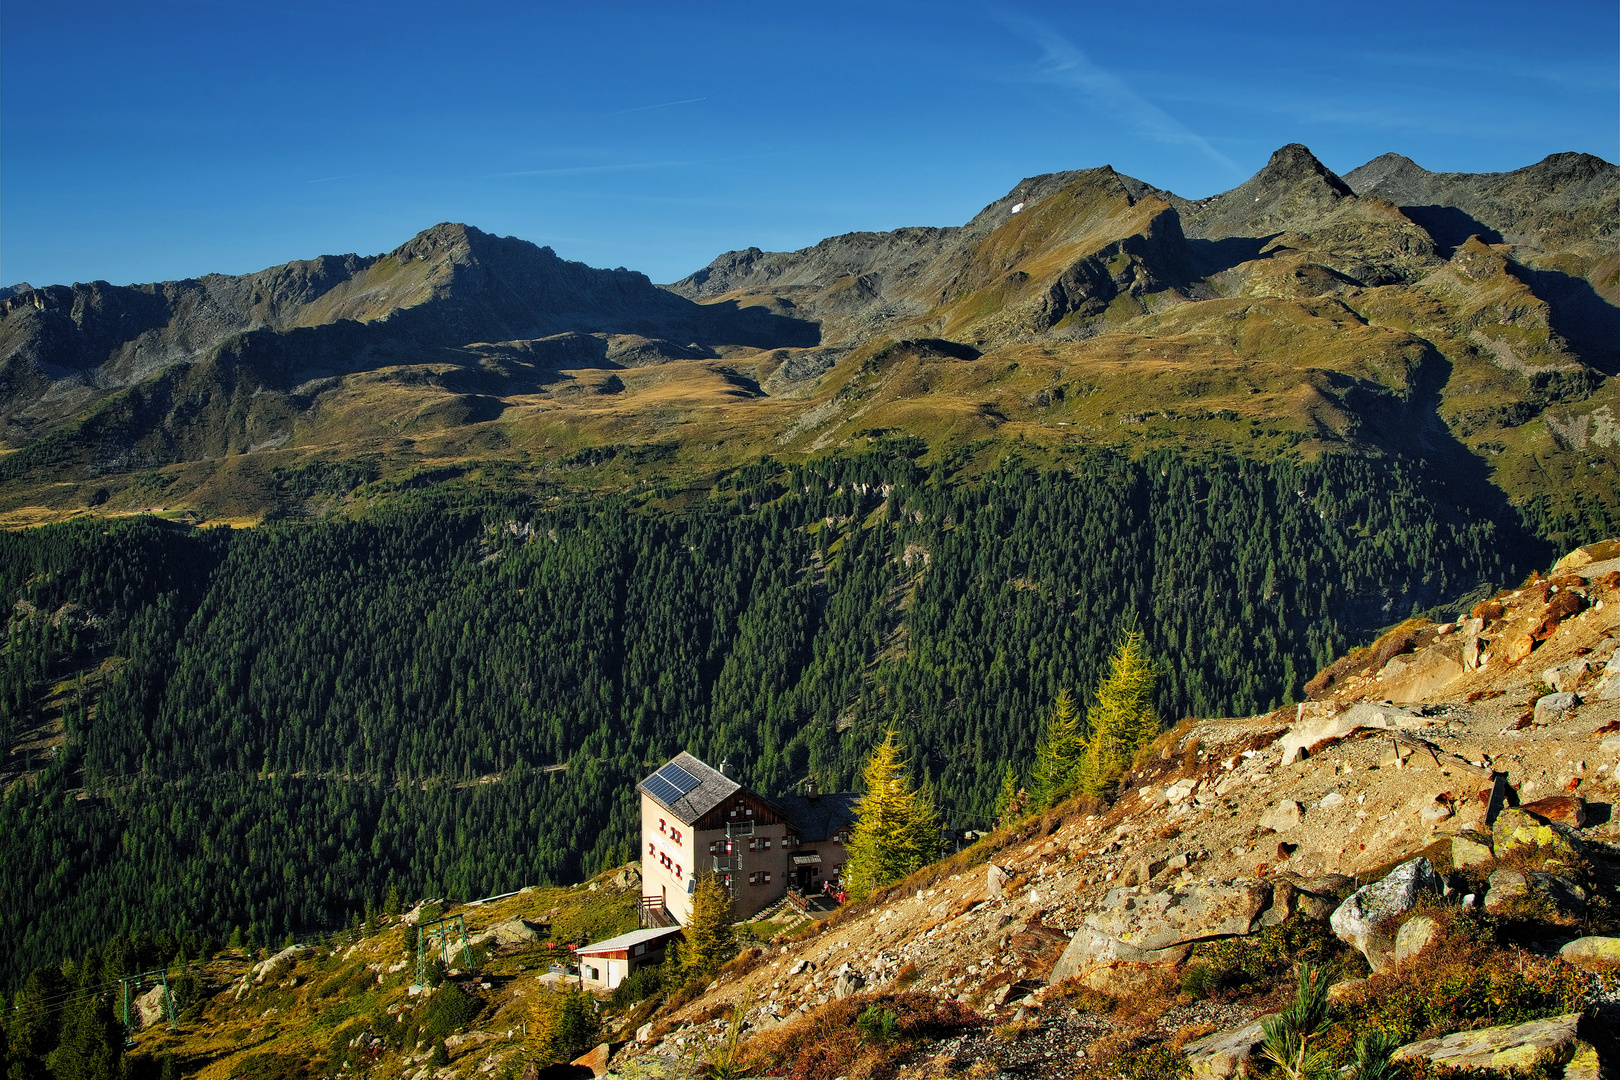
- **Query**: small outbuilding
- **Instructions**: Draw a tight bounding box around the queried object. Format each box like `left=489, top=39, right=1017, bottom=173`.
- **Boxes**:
left=574, top=925, right=682, bottom=990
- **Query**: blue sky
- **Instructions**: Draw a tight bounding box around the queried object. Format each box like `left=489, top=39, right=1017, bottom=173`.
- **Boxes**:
left=4, top=1, right=1615, bottom=288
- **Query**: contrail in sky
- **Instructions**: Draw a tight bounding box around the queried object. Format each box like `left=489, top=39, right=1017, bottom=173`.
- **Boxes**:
left=612, top=97, right=707, bottom=115
left=490, top=161, right=695, bottom=179
left=996, top=11, right=1239, bottom=174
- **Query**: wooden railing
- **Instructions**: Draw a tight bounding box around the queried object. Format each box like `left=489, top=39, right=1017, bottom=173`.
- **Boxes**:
left=638, top=897, right=676, bottom=928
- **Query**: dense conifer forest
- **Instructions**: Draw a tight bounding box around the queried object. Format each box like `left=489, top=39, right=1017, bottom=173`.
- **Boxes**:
left=0, top=441, right=1549, bottom=990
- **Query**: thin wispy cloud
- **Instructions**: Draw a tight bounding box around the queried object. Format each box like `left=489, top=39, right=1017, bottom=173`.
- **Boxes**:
left=611, top=97, right=708, bottom=115
left=994, top=11, right=1239, bottom=174
left=306, top=173, right=364, bottom=184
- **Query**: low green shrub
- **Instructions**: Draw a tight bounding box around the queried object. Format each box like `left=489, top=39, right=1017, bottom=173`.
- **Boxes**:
left=607, top=964, right=662, bottom=1008
left=420, top=982, right=482, bottom=1040
left=1319, top=908, right=1584, bottom=1062
left=1184, top=914, right=1363, bottom=999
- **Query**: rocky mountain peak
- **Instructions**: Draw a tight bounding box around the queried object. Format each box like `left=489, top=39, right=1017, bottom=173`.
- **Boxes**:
left=1257, top=142, right=1355, bottom=196
left=1181, top=143, right=1354, bottom=240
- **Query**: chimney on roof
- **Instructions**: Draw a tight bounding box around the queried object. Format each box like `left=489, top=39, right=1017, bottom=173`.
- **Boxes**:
left=805, top=777, right=819, bottom=801
left=718, top=760, right=734, bottom=779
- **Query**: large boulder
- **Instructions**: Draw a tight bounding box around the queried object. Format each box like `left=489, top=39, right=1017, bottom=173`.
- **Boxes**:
left=133, top=984, right=169, bottom=1029
left=1391, top=1014, right=1586, bottom=1073
left=487, top=918, right=544, bottom=947
left=1081, top=882, right=1271, bottom=953
left=1049, top=881, right=1271, bottom=988
left=570, top=1043, right=614, bottom=1077
left=1329, top=858, right=1442, bottom=973
left=1183, top=1017, right=1271, bottom=1080
left=1277, top=704, right=1410, bottom=766
left=1381, top=644, right=1465, bottom=703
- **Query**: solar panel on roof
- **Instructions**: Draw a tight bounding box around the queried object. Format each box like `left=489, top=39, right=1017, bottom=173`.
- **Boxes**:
left=643, top=774, right=684, bottom=805
left=658, top=763, right=700, bottom=796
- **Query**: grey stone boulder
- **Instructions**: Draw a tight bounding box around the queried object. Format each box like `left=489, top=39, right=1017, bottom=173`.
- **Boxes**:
left=1047, top=926, right=1189, bottom=985
left=1484, top=869, right=1586, bottom=914
left=1533, top=691, right=1579, bottom=725
left=1391, top=1013, right=1585, bottom=1073
left=987, top=863, right=1011, bottom=900
left=832, top=972, right=865, bottom=998
left=1082, top=881, right=1271, bottom=953
left=1330, top=857, right=1442, bottom=973
left=1049, top=880, right=1269, bottom=986
left=133, top=984, right=169, bottom=1029
left=487, top=918, right=544, bottom=947
left=1183, top=1016, right=1271, bottom=1080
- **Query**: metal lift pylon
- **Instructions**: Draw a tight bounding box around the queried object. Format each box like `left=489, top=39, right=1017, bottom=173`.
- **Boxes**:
left=119, top=969, right=178, bottom=1032
left=414, top=915, right=473, bottom=989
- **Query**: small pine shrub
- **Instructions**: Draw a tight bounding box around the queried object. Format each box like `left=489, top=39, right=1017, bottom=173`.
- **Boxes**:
left=855, top=1006, right=900, bottom=1045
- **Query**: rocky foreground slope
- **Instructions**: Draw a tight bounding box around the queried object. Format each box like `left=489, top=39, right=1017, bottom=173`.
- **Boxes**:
left=121, top=541, right=1620, bottom=1079
left=607, top=541, right=1620, bottom=1079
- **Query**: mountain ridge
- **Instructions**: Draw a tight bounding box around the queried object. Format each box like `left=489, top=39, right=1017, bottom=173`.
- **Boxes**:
left=0, top=143, right=1612, bottom=543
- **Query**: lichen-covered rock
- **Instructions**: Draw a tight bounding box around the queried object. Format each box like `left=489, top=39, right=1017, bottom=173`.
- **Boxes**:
left=1515, top=796, right=1587, bottom=828
left=1484, top=868, right=1529, bottom=911
left=1330, top=857, right=1442, bottom=973
left=1391, top=1014, right=1584, bottom=1073
left=1451, top=830, right=1493, bottom=868
left=1493, top=807, right=1583, bottom=860
left=1183, top=1017, right=1271, bottom=1080
left=1484, top=869, right=1586, bottom=914
left=1393, top=914, right=1439, bottom=966
left=1558, top=935, right=1620, bottom=972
